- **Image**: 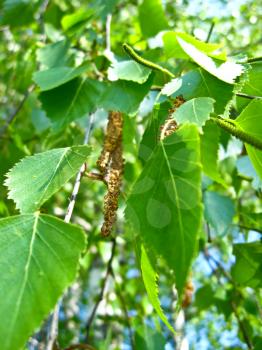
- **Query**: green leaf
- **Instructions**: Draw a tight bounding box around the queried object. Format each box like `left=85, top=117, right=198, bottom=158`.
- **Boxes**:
left=200, top=121, right=224, bottom=184
left=236, top=100, right=262, bottom=179
left=40, top=78, right=105, bottom=130
left=172, top=97, right=215, bottom=127
left=166, top=68, right=234, bottom=115
left=36, top=40, right=71, bottom=69
left=232, top=242, right=262, bottom=288
left=239, top=212, right=262, bottom=233
left=61, top=7, right=94, bottom=31
left=0, top=213, right=86, bottom=350
left=0, top=0, right=40, bottom=27
left=5, top=145, right=92, bottom=213
left=204, top=191, right=235, bottom=235
left=240, top=62, right=262, bottom=98
left=140, top=246, right=174, bottom=332
left=99, top=75, right=153, bottom=115
left=138, top=103, right=168, bottom=163
left=33, top=64, right=90, bottom=91
left=126, top=124, right=202, bottom=297
left=176, top=37, right=243, bottom=84
left=108, top=60, right=151, bottom=84
left=138, top=0, right=169, bottom=38
left=163, top=31, right=226, bottom=60
left=134, top=322, right=167, bottom=350
left=195, top=285, right=214, bottom=311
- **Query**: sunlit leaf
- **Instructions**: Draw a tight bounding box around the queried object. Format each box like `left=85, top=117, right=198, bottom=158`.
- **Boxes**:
left=177, top=37, right=243, bottom=84
left=5, top=146, right=92, bottom=213
left=0, top=213, right=86, bottom=350
left=172, top=97, right=215, bottom=127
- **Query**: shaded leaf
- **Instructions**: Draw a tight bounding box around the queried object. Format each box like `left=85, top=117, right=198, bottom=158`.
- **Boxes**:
left=168, top=68, right=233, bottom=115
left=200, top=121, right=224, bottom=184
left=172, top=97, right=215, bottom=127
left=5, top=146, right=92, bottom=213
left=0, top=0, right=40, bottom=27
left=33, top=64, right=90, bottom=91
left=99, top=75, right=153, bottom=115
left=204, top=191, right=235, bottom=235
left=134, top=322, right=167, bottom=350
left=108, top=60, right=151, bottom=84
left=0, top=213, right=86, bottom=350
left=40, top=78, right=105, bottom=130
left=232, top=242, right=262, bottom=288
left=126, top=124, right=202, bottom=297
left=36, top=40, right=71, bottom=69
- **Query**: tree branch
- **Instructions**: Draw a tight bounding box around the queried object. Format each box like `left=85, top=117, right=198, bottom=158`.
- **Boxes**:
left=0, top=84, right=35, bottom=138
left=85, top=238, right=116, bottom=341
left=110, top=268, right=135, bottom=350
left=45, top=114, right=95, bottom=350
left=205, top=22, right=215, bottom=43
left=203, top=250, right=253, bottom=350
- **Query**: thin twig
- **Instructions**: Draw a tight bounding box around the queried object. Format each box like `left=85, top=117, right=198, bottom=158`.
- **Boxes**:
left=205, top=22, right=215, bottom=43
left=0, top=84, right=35, bottom=138
left=203, top=250, right=253, bottom=349
left=64, top=344, right=97, bottom=350
left=85, top=239, right=116, bottom=340
left=110, top=268, right=135, bottom=350
left=45, top=114, right=95, bottom=350
left=105, top=14, right=112, bottom=52
left=236, top=92, right=262, bottom=100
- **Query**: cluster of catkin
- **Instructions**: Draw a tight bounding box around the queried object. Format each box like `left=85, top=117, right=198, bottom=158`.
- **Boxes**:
left=160, top=95, right=185, bottom=140
left=97, top=111, right=124, bottom=237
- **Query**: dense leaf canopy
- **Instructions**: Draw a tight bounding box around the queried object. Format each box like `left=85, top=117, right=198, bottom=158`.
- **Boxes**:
left=0, top=1, right=261, bottom=350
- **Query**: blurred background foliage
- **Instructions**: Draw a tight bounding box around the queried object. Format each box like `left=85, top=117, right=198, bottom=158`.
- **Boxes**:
left=0, top=1, right=261, bottom=349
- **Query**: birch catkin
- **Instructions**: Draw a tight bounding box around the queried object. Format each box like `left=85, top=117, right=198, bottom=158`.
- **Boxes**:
left=97, top=111, right=124, bottom=237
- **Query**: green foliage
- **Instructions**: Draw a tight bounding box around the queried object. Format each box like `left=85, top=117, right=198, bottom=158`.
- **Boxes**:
left=140, top=246, right=174, bottom=332
left=138, top=0, right=169, bottom=38
left=1, top=0, right=262, bottom=349
left=5, top=146, right=92, bottom=213
left=126, top=124, right=202, bottom=297
left=163, top=31, right=226, bottom=60
left=165, top=68, right=234, bottom=115
left=33, top=64, right=90, bottom=91
left=204, top=191, right=235, bottom=235
left=232, top=242, right=262, bottom=288
left=236, top=100, right=262, bottom=179
left=40, top=78, right=105, bottom=130
left=108, top=60, right=151, bottom=84
left=172, top=97, right=214, bottom=127
left=0, top=213, right=86, bottom=350
left=200, top=121, right=223, bottom=184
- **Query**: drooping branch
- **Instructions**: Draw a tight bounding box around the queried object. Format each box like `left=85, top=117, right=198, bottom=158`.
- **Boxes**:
left=122, top=43, right=175, bottom=78
left=85, top=239, right=116, bottom=340
left=210, top=116, right=262, bottom=151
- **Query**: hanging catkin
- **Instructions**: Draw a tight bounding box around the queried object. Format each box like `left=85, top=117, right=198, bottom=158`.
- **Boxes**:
left=160, top=95, right=185, bottom=140
left=97, top=111, right=124, bottom=237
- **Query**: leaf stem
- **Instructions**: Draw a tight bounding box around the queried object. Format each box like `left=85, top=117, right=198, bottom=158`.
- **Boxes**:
left=210, top=117, right=262, bottom=151
left=122, top=43, right=175, bottom=78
